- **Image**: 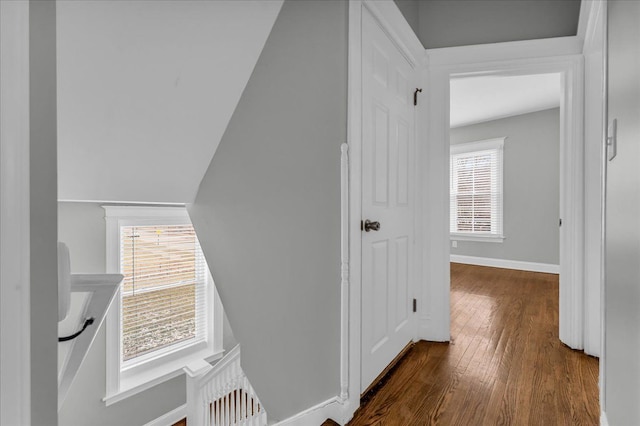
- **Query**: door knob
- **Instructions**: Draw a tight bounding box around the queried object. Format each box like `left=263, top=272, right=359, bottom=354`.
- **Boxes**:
left=364, top=219, right=381, bottom=232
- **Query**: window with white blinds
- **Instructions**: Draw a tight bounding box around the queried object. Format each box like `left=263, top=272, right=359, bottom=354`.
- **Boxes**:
left=120, top=224, right=207, bottom=362
left=450, top=138, right=504, bottom=239
left=104, top=206, right=222, bottom=403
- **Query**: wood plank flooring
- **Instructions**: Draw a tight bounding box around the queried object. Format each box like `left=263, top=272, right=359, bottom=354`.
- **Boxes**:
left=348, top=263, right=599, bottom=426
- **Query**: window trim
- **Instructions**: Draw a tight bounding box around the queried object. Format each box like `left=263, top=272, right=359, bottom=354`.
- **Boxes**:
left=103, top=206, right=223, bottom=405
left=450, top=137, right=505, bottom=240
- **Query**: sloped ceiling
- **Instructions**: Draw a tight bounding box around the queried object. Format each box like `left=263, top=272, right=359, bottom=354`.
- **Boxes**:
left=57, top=0, right=283, bottom=203
left=450, top=73, right=561, bottom=128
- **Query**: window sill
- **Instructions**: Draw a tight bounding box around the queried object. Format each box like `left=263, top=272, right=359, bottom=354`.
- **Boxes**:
left=103, top=349, right=224, bottom=406
left=450, top=233, right=505, bottom=243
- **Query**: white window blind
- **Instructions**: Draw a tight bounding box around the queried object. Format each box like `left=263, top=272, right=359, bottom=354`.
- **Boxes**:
left=120, top=224, right=207, bottom=362
left=450, top=138, right=504, bottom=237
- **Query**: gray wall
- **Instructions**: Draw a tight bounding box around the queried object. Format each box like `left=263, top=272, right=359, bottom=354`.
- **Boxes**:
left=450, top=108, right=560, bottom=265
left=605, top=0, right=640, bottom=423
left=30, top=1, right=59, bottom=424
left=57, top=202, right=236, bottom=426
left=394, top=0, right=580, bottom=49
left=189, top=0, right=346, bottom=421
left=393, top=0, right=419, bottom=41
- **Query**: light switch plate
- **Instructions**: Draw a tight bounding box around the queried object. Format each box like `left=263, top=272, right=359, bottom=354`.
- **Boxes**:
left=607, top=118, right=617, bottom=161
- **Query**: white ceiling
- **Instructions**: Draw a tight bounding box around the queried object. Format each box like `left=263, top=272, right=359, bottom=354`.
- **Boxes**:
left=450, top=73, right=561, bottom=128
left=57, top=0, right=283, bottom=204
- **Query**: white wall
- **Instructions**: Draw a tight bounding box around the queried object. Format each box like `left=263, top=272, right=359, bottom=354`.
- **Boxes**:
left=450, top=109, right=560, bottom=266
left=189, top=0, right=347, bottom=421
left=57, top=202, right=236, bottom=426
left=56, top=0, right=283, bottom=204
left=582, top=0, right=605, bottom=358
left=30, top=1, right=59, bottom=424
left=1, top=1, right=31, bottom=424
left=604, top=0, right=640, bottom=423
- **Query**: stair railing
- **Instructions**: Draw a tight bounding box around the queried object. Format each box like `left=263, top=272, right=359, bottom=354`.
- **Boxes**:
left=185, top=345, right=266, bottom=426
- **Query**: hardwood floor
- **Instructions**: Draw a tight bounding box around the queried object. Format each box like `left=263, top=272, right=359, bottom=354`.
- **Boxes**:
left=348, top=263, right=599, bottom=426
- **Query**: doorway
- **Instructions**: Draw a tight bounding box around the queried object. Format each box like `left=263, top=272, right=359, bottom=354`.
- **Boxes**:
left=345, top=1, right=604, bottom=421
left=421, top=55, right=587, bottom=352
left=448, top=71, right=563, bottom=334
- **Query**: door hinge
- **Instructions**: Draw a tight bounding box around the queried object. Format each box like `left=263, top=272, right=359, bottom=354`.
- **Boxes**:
left=361, top=220, right=364, bottom=231
left=414, top=88, right=422, bottom=106
left=412, top=298, right=417, bottom=313
left=559, top=218, right=562, bottom=227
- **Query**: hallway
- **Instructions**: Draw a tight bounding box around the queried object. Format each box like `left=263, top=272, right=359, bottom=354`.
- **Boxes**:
left=348, top=263, right=599, bottom=425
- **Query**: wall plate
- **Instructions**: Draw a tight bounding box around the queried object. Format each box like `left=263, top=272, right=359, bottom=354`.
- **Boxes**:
left=607, top=118, right=617, bottom=161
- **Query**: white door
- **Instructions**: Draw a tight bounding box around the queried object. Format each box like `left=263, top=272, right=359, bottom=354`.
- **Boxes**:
left=361, top=8, right=417, bottom=393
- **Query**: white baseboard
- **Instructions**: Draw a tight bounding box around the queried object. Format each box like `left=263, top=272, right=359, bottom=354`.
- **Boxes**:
left=600, top=411, right=609, bottom=426
left=143, top=404, right=186, bottom=426
left=273, top=396, right=345, bottom=426
left=450, top=255, right=560, bottom=274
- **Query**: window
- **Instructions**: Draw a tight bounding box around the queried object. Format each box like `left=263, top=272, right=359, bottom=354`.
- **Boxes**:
left=450, top=138, right=504, bottom=241
left=104, top=206, right=222, bottom=404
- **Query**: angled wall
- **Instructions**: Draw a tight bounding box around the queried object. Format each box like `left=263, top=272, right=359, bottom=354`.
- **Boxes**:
left=189, top=0, right=347, bottom=421
left=56, top=0, right=282, bottom=204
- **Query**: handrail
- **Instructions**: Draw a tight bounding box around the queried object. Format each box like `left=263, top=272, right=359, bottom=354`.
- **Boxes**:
left=58, top=317, right=94, bottom=342
left=194, top=344, right=241, bottom=385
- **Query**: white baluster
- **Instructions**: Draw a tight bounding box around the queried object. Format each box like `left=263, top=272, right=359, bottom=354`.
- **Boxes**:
left=236, top=380, right=240, bottom=425
left=243, top=376, right=248, bottom=425
left=216, top=397, right=220, bottom=426
left=233, top=380, right=237, bottom=423
left=224, top=368, right=229, bottom=426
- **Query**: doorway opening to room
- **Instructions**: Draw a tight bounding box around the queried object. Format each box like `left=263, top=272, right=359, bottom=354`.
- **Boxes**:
left=441, top=69, right=599, bottom=422
left=431, top=58, right=585, bottom=349
left=448, top=72, right=564, bottom=348
left=446, top=67, right=584, bottom=351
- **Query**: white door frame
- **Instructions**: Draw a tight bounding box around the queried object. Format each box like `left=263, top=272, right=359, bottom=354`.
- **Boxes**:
left=342, top=0, right=603, bottom=423
left=343, top=0, right=425, bottom=420
left=0, top=1, right=31, bottom=424
left=424, top=42, right=586, bottom=348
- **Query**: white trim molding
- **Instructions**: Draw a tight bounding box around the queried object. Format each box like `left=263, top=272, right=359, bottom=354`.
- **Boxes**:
left=426, top=36, right=583, bottom=67
left=339, top=143, right=350, bottom=403
left=450, top=234, right=505, bottom=243
left=360, top=0, right=424, bottom=67
left=143, top=404, right=186, bottom=426
left=274, top=397, right=344, bottom=426
left=450, top=255, right=560, bottom=275
left=347, top=0, right=363, bottom=419
left=582, top=0, right=606, bottom=359
left=425, top=52, right=586, bottom=351
left=0, top=1, right=31, bottom=424
left=600, top=411, right=609, bottom=426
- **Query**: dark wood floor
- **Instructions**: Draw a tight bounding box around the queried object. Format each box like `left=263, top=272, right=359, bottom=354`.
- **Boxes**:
left=348, top=263, right=599, bottom=426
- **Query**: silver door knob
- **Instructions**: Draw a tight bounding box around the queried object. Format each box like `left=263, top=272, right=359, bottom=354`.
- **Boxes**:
left=364, top=219, right=381, bottom=232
